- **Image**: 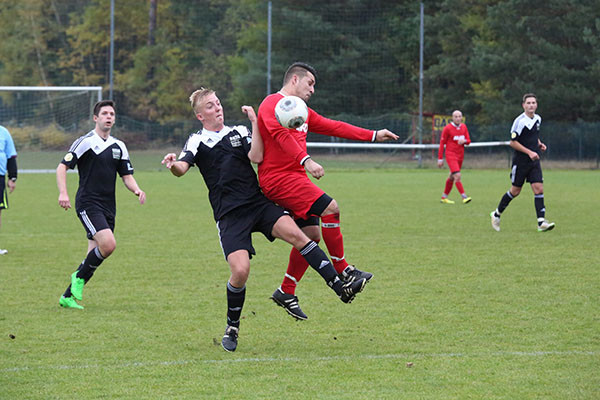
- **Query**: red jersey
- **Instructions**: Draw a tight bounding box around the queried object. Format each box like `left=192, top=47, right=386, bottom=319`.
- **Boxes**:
left=257, top=92, right=375, bottom=193
left=438, top=123, right=471, bottom=160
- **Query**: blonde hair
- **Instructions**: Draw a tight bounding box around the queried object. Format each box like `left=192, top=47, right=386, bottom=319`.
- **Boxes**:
left=189, top=87, right=215, bottom=114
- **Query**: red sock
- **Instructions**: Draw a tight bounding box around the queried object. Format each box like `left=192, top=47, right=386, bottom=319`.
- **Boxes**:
left=455, top=181, right=465, bottom=195
left=281, top=247, right=310, bottom=295
left=444, top=178, right=453, bottom=196
left=321, top=213, right=349, bottom=273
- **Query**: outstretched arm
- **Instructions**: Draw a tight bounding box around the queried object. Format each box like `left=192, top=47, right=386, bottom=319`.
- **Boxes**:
left=374, top=129, right=399, bottom=142
left=122, top=174, right=146, bottom=204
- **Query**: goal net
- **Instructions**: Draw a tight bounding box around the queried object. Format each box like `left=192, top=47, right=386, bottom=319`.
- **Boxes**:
left=0, top=86, right=102, bottom=150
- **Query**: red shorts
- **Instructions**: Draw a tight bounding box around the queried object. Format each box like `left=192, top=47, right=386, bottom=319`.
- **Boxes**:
left=446, top=157, right=464, bottom=174
left=261, top=173, right=324, bottom=220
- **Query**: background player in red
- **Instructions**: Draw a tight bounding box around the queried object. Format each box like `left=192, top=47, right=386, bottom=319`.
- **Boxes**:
left=437, top=110, right=472, bottom=204
left=257, top=62, right=398, bottom=319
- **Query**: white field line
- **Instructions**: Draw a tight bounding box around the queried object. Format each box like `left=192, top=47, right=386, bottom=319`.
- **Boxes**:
left=2, top=350, right=597, bottom=373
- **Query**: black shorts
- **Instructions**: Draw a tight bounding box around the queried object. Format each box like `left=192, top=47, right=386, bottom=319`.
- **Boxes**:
left=510, top=159, right=543, bottom=187
left=77, top=207, right=115, bottom=240
left=216, top=199, right=288, bottom=259
left=0, top=177, right=7, bottom=210
left=294, top=193, right=334, bottom=228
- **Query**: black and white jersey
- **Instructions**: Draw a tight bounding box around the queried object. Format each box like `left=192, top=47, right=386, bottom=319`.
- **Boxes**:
left=178, top=125, right=263, bottom=220
left=510, top=112, right=542, bottom=161
left=61, top=130, right=133, bottom=214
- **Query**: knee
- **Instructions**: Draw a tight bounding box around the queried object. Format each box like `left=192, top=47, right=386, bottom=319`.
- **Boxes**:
left=99, top=239, right=116, bottom=257
left=230, top=263, right=250, bottom=286
left=453, top=172, right=461, bottom=181
left=510, top=187, right=521, bottom=197
left=322, top=199, right=339, bottom=216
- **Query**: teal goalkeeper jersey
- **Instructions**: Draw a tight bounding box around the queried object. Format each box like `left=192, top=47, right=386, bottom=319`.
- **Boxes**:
left=0, top=125, right=17, bottom=176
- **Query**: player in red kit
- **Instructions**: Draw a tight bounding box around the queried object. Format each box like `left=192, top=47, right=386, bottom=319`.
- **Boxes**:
left=437, top=110, right=472, bottom=204
left=257, top=62, right=398, bottom=319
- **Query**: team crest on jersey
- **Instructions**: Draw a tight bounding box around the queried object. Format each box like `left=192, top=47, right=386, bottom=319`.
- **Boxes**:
left=63, top=153, right=73, bottom=162
left=112, top=148, right=121, bottom=159
left=229, top=134, right=242, bottom=147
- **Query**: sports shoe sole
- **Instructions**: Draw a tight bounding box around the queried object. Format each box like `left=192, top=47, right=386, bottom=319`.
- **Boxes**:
left=537, top=223, right=555, bottom=232
left=270, top=295, right=308, bottom=321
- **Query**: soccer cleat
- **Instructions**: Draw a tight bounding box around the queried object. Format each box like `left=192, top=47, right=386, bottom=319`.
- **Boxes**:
left=0, top=249, right=7, bottom=255
left=70, top=271, right=85, bottom=301
left=340, top=265, right=373, bottom=284
left=59, top=295, right=84, bottom=309
left=339, top=277, right=367, bottom=304
left=270, top=289, right=308, bottom=320
left=462, top=197, right=472, bottom=204
left=537, top=220, right=556, bottom=232
left=490, top=211, right=501, bottom=232
left=221, top=326, right=239, bottom=352
left=440, top=198, right=455, bottom=204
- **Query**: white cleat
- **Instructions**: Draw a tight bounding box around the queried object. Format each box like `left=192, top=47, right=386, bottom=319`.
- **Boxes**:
left=0, top=249, right=7, bottom=255
left=537, top=220, right=555, bottom=232
left=490, top=211, right=501, bottom=232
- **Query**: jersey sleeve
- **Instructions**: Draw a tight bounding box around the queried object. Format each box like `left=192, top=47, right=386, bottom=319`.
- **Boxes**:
left=259, top=102, right=310, bottom=165
left=438, top=126, right=449, bottom=159
left=178, top=133, right=202, bottom=165
left=116, top=141, right=133, bottom=177
left=307, top=109, right=376, bottom=142
left=510, top=116, right=523, bottom=140
left=235, top=125, right=253, bottom=155
left=62, top=134, right=93, bottom=169
left=463, top=124, right=471, bottom=145
left=3, top=130, right=17, bottom=158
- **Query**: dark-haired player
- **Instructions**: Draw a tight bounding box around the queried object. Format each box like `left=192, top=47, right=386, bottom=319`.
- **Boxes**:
left=162, top=88, right=366, bottom=352
left=57, top=100, right=146, bottom=309
left=490, top=93, right=555, bottom=232
left=257, top=62, right=398, bottom=319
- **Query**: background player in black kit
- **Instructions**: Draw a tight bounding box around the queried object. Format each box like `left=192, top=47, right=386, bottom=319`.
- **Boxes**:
left=490, top=93, right=555, bottom=232
left=57, top=100, right=146, bottom=309
left=162, top=88, right=366, bottom=352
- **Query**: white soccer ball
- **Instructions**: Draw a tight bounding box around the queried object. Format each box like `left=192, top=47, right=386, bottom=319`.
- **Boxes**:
left=275, top=95, right=308, bottom=129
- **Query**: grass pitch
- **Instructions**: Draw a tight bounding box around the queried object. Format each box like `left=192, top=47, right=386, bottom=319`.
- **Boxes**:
left=1, top=162, right=598, bottom=399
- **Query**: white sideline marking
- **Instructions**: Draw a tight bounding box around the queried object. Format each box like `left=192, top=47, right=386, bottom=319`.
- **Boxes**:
left=2, top=350, right=597, bottom=373
left=19, top=169, right=77, bottom=174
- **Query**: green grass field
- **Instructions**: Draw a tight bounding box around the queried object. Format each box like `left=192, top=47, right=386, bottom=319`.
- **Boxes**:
left=1, top=160, right=598, bottom=399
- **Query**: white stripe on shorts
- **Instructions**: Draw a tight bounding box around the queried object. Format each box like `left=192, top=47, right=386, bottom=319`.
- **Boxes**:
left=79, top=210, right=97, bottom=237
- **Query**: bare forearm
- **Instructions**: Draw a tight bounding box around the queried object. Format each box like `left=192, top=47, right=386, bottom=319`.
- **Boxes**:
left=247, top=123, right=264, bottom=164
left=56, top=164, right=68, bottom=195
left=169, top=161, right=190, bottom=177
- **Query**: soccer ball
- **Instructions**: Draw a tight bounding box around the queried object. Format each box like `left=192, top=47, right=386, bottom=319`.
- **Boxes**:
left=275, top=96, right=308, bottom=129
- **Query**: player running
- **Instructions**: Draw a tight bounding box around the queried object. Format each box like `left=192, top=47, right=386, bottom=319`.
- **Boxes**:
left=257, top=62, right=398, bottom=319
left=437, top=110, right=472, bottom=204
left=162, top=88, right=366, bottom=352
left=57, top=100, right=146, bottom=309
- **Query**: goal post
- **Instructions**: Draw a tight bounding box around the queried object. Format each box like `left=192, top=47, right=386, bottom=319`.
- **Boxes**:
left=0, top=86, right=103, bottom=150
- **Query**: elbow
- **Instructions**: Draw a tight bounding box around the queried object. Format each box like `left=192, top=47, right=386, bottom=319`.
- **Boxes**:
left=248, top=151, right=263, bottom=164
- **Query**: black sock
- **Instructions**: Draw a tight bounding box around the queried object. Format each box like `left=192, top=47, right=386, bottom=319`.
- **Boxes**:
left=300, top=241, right=343, bottom=295
left=534, top=194, right=546, bottom=221
left=226, top=282, right=245, bottom=328
left=497, top=191, right=514, bottom=215
left=76, top=247, right=105, bottom=282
